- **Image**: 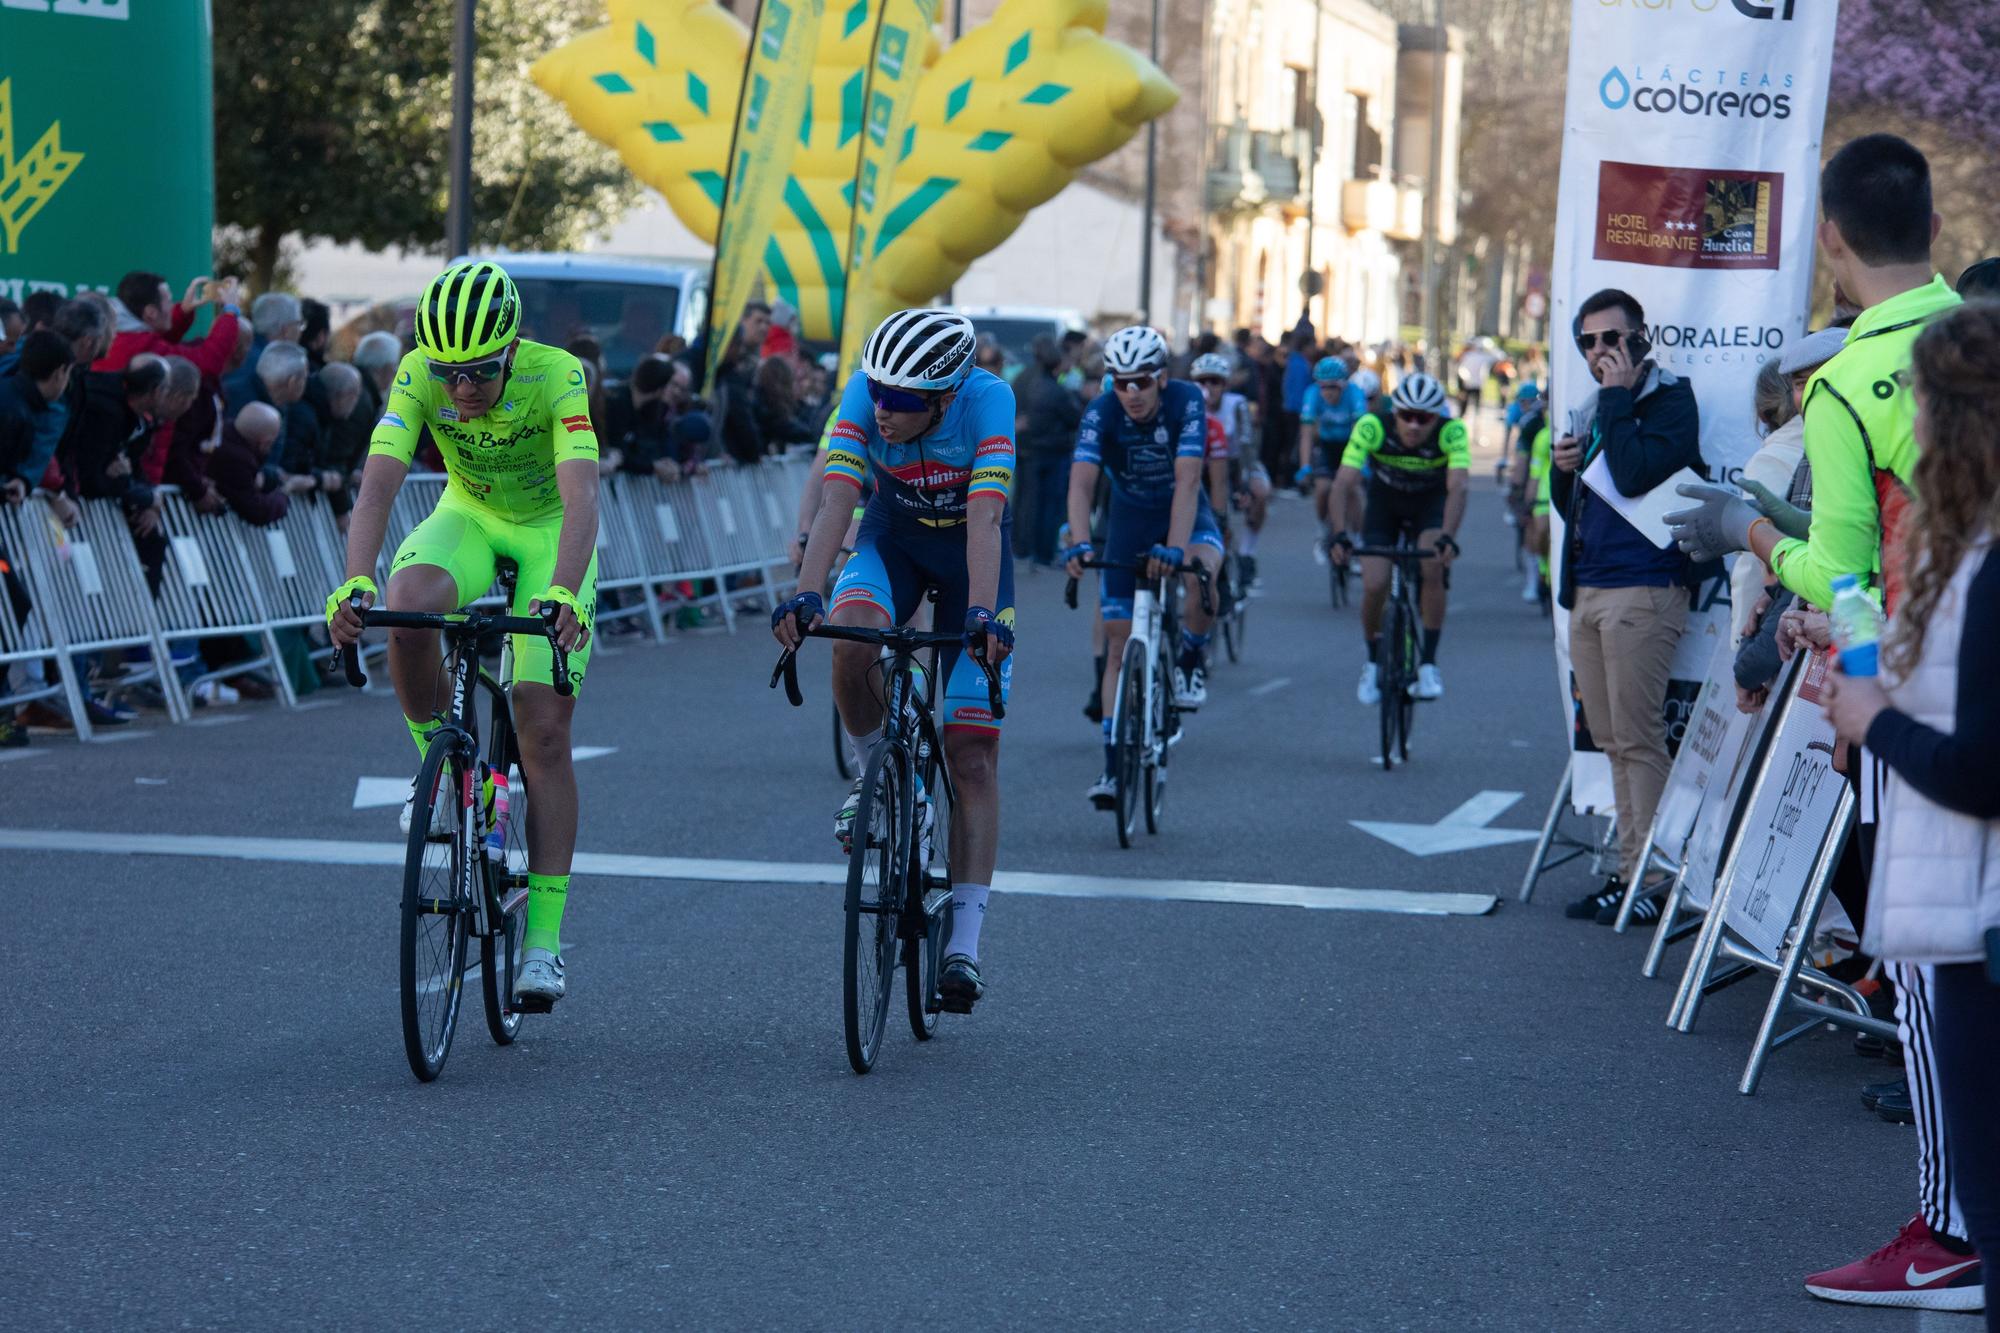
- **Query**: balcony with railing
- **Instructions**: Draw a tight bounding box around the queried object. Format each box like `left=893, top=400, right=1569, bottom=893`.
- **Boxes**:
left=1206, top=123, right=1310, bottom=214
left=1342, top=169, right=1428, bottom=241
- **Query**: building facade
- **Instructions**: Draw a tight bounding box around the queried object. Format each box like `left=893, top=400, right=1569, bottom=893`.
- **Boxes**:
left=1204, top=0, right=1462, bottom=347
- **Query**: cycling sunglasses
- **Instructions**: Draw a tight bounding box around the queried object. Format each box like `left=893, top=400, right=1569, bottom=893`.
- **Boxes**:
left=1574, top=328, right=1633, bottom=353
left=865, top=378, right=938, bottom=414
left=1112, top=375, right=1158, bottom=392
left=427, top=353, right=509, bottom=386
left=1193, top=376, right=1227, bottom=387
left=1394, top=409, right=1438, bottom=427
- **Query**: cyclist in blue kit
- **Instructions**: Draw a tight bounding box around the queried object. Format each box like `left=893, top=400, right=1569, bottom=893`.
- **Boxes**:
left=772, top=309, right=1014, bottom=1013
left=1061, top=325, right=1224, bottom=807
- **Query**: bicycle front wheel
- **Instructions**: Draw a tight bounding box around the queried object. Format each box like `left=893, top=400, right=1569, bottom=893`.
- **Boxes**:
left=1378, top=601, right=1406, bottom=772
left=1146, top=640, right=1174, bottom=835
left=844, top=743, right=908, bottom=1073
left=402, top=743, right=471, bottom=1081
left=907, top=758, right=951, bottom=1041
left=1113, top=646, right=1146, bottom=848
left=1397, top=605, right=1420, bottom=762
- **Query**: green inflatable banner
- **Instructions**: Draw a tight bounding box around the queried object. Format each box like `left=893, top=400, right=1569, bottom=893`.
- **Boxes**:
left=0, top=2, right=215, bottom=303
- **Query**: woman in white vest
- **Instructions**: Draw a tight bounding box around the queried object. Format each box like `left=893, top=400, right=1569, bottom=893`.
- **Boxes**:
left=1825, top=301, right=2000, bottom=1327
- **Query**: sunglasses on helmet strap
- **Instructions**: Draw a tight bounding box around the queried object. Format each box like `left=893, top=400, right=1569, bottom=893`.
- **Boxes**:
left=427, top=353, right=510, bottom=387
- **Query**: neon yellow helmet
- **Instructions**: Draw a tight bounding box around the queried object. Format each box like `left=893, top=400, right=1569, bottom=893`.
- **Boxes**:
left=413, top=260, right=521, bottom=361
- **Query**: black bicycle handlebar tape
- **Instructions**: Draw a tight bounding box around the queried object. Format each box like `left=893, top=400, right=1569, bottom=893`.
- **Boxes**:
left=769, top=648, right=804, bottom=706
left=1064, top=577, right=1079, bottom=610
left=538, top=604, right=574, bottom=698
left=338, top=593, right=370, bottom=687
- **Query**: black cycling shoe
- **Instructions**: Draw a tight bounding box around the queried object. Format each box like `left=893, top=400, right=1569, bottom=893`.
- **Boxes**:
left=1861, top=1076, right=1907, bottom=1114
left=940, top=954, right=983, bottom=1014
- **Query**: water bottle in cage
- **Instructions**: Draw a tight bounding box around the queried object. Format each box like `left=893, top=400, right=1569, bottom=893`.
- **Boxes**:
left=485, top=767, right=510, bottom=862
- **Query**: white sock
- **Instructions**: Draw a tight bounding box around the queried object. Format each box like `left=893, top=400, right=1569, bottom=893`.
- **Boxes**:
left=845, top=723, right=882, bottom=772
left=1240, top=528, right=1260, bottom=556
left=948, top=883, right=990, bottom=961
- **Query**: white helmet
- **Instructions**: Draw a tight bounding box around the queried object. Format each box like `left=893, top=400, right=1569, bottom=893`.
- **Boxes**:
left=1103, top=325, right=1168, bottom=377
left=860, top=308, right=976, bottom=391
left=1190, top=352, right=1232, bottom=380
left=1390, top=371, right=1448, bottom=414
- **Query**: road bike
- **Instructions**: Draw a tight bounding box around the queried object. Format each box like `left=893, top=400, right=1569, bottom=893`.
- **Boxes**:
left=1349, top=541, right=1435, bottom=772
left=335, top=564, right=571, bottom=1082
left=772, top=602, right=1003, bottom=1074
left=1066, top=558, right=1211, bottom=848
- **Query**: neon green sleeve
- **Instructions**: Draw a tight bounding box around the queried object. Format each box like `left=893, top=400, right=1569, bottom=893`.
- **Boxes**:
left=1340, top=413, right=1382, bottom=472
left=1530, top=425, right=1551, bottom=516
left=1771, top=387, right=1879, bottom=609
left=1440, top=418, right=1470, bottom=470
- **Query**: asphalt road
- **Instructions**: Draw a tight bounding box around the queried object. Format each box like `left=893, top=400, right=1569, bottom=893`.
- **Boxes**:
left=0, top=468, right=1929, bottom=1330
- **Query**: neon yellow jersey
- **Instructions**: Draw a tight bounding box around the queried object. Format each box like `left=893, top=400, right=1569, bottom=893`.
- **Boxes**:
left=369, top=341, right=600, bottom=522
left=1529, top=423, right=1552, bottom=517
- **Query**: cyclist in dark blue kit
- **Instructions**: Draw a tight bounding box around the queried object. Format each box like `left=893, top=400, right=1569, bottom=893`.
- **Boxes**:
left=1061, top=326, right=1224, bottom=807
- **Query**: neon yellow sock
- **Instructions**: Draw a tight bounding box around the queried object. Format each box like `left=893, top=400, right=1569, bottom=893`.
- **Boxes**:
left=524, top=873, right=568, bottom=955
left=405, top=715, right=435, bottom=761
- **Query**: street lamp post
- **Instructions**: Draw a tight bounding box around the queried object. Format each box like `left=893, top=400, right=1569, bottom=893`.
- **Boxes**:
left=1418, top=0, right=1446, bottom=371
left=1138, top=0, right=1160, bottom=323
left=444, top=0, right=476, bottom=260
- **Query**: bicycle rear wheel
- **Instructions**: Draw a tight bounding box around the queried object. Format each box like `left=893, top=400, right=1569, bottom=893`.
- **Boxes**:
left=1113, top=646, right=1145, bottom=848
left=402, top=743, right=470, bottom=1081
left=481, top=758, right=529, bottom=1044
left=1146, top=640, right=1174, bottom=835
left=844, top=743, right=908, bottom=1073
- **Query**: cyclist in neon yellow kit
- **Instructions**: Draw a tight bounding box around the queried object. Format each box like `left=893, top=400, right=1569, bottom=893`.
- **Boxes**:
left=326, top=260, right=599, bottom=1009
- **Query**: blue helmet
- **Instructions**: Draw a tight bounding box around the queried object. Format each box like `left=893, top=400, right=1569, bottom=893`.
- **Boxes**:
left=1515, top=382, right=1542, bottom=404
left=1313, top=356, right=1349, bottom=384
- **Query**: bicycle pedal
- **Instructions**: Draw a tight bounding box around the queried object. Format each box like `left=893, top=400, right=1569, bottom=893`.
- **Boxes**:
left=509, top=994, right=555, bottom=1016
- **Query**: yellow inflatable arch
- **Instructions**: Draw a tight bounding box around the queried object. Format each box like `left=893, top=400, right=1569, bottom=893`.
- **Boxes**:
left=532, top=0, right=1178, bottom=342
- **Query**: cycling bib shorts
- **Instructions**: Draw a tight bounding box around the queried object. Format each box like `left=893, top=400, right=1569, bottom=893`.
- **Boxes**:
left=391, top=492, right=598, bottom=692
left=831, top=508, right=1015, bottom=734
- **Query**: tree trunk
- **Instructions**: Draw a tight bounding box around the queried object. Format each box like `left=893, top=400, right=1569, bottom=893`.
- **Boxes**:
left=251, top=223, right=284, bottom=294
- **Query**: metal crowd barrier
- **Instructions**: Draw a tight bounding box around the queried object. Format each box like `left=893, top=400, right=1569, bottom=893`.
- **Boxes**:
left=0, top=454, right=809, bottom=739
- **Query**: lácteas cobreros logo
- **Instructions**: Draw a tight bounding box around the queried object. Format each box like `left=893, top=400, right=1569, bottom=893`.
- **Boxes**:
left=1593, top=0, right=1798, bottom=17
left=1599, top=63, right=1797, bottom=120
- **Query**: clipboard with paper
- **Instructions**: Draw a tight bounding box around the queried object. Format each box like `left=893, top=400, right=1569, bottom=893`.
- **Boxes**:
left=1567, top=406, right=1702, bottom=550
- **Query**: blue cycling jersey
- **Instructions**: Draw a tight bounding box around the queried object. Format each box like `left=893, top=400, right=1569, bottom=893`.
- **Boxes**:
left=1074, top=379, right=1207, bottom=509
left=824, top=368, right=1015, bottom=531
left=1310, top=380, right=1370, bottom=445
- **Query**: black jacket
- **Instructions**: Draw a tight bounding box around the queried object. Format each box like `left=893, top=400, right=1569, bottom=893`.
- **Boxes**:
left=1014, top=364, right=1083, bottom=457
left=1549, top=365, right=1719, bottom=609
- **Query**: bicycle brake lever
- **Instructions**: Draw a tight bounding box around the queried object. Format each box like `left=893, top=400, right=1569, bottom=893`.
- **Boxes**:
left=338, top=593, right=369, bottom=688
left=769, top=649, right=804, bottom=706
left=1064, top=577, right=1078, bottom=610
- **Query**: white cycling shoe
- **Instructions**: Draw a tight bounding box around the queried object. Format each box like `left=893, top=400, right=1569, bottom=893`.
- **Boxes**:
left=1086, top=773, right=1117, bottom=809
left=1411, top=664, right=1444, bottom=700
left=1357, top=663, right=1381, bottom=707
left=399, top=777, right=455, bottom=839
left=1174, top=664, right=1208, bottom=709
left=513, top=948, right=566, bottom=1004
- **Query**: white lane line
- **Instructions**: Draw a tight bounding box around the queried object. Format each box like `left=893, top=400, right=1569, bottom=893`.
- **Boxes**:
left=86, top=731, right=151, bottom=744
left=1249, top=677, right=1292, bottom=697
left=295, top=699, right=343, bottom=712
left=0, top=750, right=44, bottom=764
left=187, top=714, right=249, bottom=727
left=0, top=828, right=1498, bottom=918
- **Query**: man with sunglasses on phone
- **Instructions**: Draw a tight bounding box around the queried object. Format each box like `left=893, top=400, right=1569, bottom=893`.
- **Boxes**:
left=772, top=309, right=1015, bottom=1014
left=1328, top=371, right=1469, bottom=705
left=1550, top=286, right=1704, bottom=924
left=326, top=260, right=599, bottom=1010
left=1063, top=325, right=1225, bottom=808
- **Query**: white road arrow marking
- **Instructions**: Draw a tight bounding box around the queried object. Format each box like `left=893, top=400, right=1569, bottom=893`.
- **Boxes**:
left=1351, top=790, right=1541, bottom=857
left=351, top=747, right=617, bottom=808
